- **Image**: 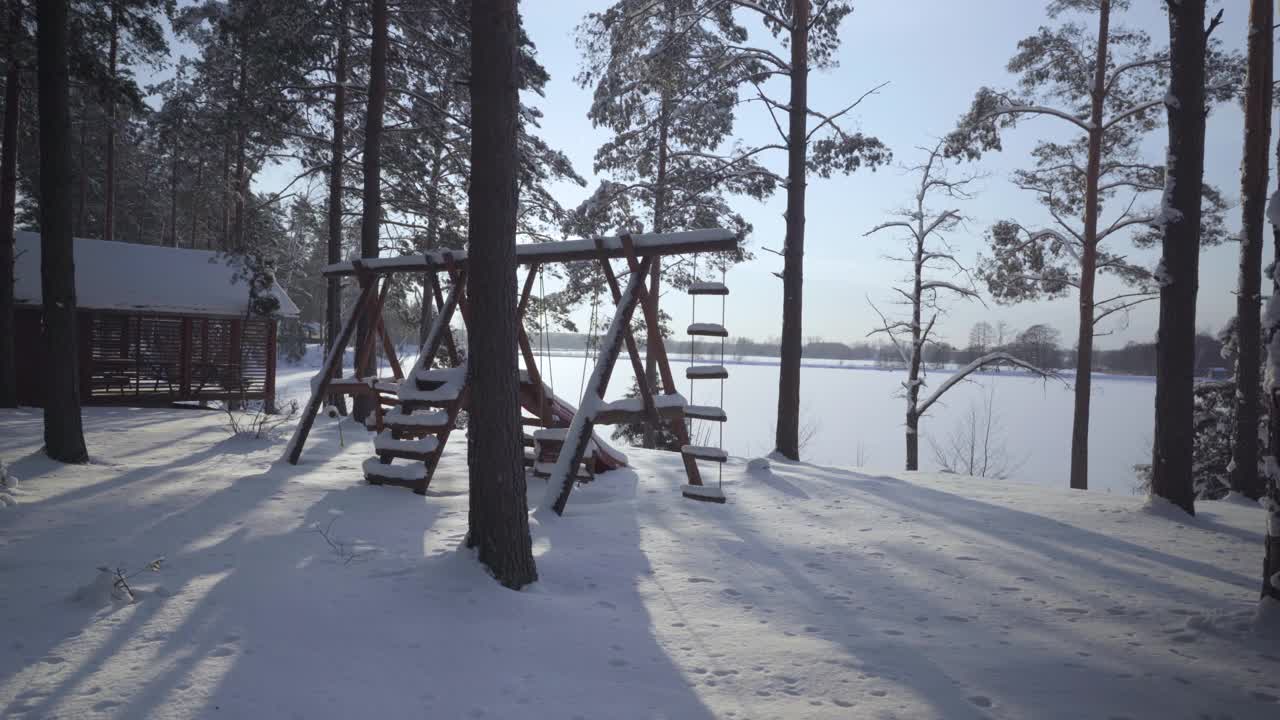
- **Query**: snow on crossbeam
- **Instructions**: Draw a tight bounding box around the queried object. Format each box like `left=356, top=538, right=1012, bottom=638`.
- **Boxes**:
left=593, top=393, right=687, bottom=425
left=321, top=229, right=739, bottom=277
left=687, top=323, right=728, bottom=338
left=686, top=365, right=728, bottom=380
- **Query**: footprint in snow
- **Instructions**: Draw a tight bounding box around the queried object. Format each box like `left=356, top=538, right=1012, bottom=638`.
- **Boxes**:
left=968, top=695, right=993, bottom=708
left=686, top=577, right=714, bottom=584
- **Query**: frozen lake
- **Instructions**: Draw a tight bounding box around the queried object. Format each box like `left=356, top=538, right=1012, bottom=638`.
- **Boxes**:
left=532, top=353, right=1154, bottom=495
left=278, top=348, right=1156, bottom=496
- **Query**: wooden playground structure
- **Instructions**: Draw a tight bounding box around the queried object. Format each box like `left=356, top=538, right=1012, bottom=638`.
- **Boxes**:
left=284, top=228, right=737, bottom=514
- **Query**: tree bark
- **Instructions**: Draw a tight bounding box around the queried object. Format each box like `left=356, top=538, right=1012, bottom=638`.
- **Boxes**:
left=0, top=0, right=21, bottom=408
left=36, top=0, right=88, bottom=462
left=467, top=0, right=536, bottom=590
left=905, top=198, right=924, bottom=471
left=353, top=0, right=387, bottom=423
left=168, top=122, right=181, bottom=247
left=1230, top=0, right=1272, bottom=501
left=774, top=0, right=809, bottom=461
left=1069, top=0, right=1111, bottom=492
left=103, top=0, right=117, bottom=242
left=1150, top=0, right=1209, bottom=516
left=418, top=91, right=449, bottom=349
left=327, top=0, right=349, bottom=415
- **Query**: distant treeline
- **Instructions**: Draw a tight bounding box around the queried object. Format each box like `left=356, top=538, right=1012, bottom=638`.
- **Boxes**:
left=533, top=329, right=1230, bottom=377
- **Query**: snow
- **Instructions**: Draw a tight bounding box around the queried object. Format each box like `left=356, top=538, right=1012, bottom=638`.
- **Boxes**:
left=360, top=456, right=426, bottom=480
left=321, top=228, right=737, bottom=276
left=372, top=431, right=439, bottom=456
left=13, top=232, right=300, bottom=318
left=597, top=393, right=687, bottom=415
left=1, top=396, right=1278, bottom=718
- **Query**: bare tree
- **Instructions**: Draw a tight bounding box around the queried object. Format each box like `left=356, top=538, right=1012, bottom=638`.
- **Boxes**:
left=929, top=384, right=1023, bottom=480
left=867, top=141, right=993, bottom=470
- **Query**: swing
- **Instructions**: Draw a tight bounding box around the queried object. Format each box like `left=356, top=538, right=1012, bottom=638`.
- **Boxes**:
left=681, top=253, right=729, bottom=504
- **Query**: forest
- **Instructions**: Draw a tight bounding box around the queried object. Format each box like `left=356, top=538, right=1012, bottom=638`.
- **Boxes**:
left=1, top=2, right=1280, bottom=717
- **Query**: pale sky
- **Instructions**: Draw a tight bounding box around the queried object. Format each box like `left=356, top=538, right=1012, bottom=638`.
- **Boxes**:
left=511, top=0, right=1262, bottom=350
left=237, top=1, right=1267, bottom=350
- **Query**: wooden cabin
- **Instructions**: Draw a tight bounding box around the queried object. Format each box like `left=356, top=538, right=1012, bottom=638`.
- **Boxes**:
left=13, top=232, right=300, bottom=408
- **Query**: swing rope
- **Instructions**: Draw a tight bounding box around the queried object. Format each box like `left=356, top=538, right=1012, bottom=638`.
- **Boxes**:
left=578, top=281, right=601, bottom=401
left=717, top=264, right=727, bottom=491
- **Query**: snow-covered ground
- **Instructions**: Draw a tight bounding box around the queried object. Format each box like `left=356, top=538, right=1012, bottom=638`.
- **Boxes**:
left=1, top=373, right=1277, bottom=718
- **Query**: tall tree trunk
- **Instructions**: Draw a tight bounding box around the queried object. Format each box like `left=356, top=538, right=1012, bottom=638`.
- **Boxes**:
left=1231, top=0, right=1272, bottom=501
left=1264, top=61, right=1280, bottom=607
left=0, top=0, right=20, bottom=408
left=418, top=92, right=448, bottom=349
left=327, top=0, right=349, bottom=414
left=189, top=159, right=201, bottom=248
left=645, top=97, right=671, bottom=449
left=352, top=0, right=387, bottom=423
left=774, top=0, right=809, bottom=461
left=168, top=126, right=181, bottom=248
left=36, top=0, right=88, bottom=463
left=1069, top=0, right=1111, bottom=492
left=103, top=0, right=117, bottom=242
left=231, top=57, right=248, bottom=251
left=905, top=207, right=924, bottom=471
left=1150, top=0, right=1209, bottom=516
left=76, top=121, right=86, bottom=236
left=467, top=0, right=536, bottom=590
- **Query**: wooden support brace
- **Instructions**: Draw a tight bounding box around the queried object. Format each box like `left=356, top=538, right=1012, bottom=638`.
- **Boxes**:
left=595, top=247, right=663, bottom=440
left=285, top=275, right=377, bottom=465
left=546, top=255, right=653, bottom=515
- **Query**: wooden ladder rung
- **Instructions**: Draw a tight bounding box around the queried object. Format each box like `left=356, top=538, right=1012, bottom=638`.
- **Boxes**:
left=686, top=365, right=728, bottom=380
left=688, top=282, right=729, bottom=296
left=682, top=445, right=728, bottom=463
left=687, top=323, right=728, bottom=338
left=683, top=405, right=726, bottom=422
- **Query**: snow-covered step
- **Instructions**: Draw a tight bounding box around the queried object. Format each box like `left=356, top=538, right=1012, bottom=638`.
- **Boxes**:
left=398, top=384, right=462, bottom=406
left=687, top=323, right=728, bottom=338
left=688, top=282, right=729, bottom=296
left=362, top=457, right=426, bottom=487
left=686, top=365, right=728, bottom=380
left=415, top=365, right=465, bottom=386
left=681, top=445, right=728, bottom=463
left=382, top=408, right=450, bottom=431
left=373, top=431, right=440, bottom=461
left=683, top=404, right=727, bottom=422
left=373, top=380, right=401, bottom=394
left=681, top=483, right=726, bottom=503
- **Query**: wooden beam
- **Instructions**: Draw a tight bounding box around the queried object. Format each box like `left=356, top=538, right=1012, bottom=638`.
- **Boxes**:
left=321, top=229, right=739, bottom=277
left=517, top=262, right=540, bottom=320
left=596, top=251, right=663, bottom=441
left=546, top=256, right=652, bottom=515
left=353, top=275, right=391, bottom=381
left=285, top=278, right=377, bottom=465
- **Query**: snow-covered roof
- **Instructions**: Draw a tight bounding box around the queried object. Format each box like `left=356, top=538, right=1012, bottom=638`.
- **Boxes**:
left=13, top=231, right=300, bottom=318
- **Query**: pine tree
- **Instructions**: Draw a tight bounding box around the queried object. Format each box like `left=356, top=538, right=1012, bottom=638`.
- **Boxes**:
left=945, top=0, right=1234, bottom=490
left=466, top=0, right=536, bottom=591
left=36, top=0, right=88, bottom=463
left=1228, top=0, right=1272, bottom=501
left=576, top=0, right=768, bottom=447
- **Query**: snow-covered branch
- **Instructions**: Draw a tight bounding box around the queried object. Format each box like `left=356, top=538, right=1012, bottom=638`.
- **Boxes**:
left=917, top=352, right=1058, bottom=418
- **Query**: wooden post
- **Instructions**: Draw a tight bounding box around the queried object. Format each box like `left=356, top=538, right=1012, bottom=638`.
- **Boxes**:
left=265, top=319, right=277, bottom=410
left=596, top=252, right=663, bottom=440
left=353, top=274, right=390, bottom=381
left=285, top=279, right=377, bottom=464
left=547, top=255, right=652, bottom=515
left=179, top=317, right=192, bottom=398
left=377, top=315, right=403, bottom=380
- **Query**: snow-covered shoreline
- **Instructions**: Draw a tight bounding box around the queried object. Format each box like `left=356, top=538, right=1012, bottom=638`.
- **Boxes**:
left=0, top=403, right=1276, bottom=718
